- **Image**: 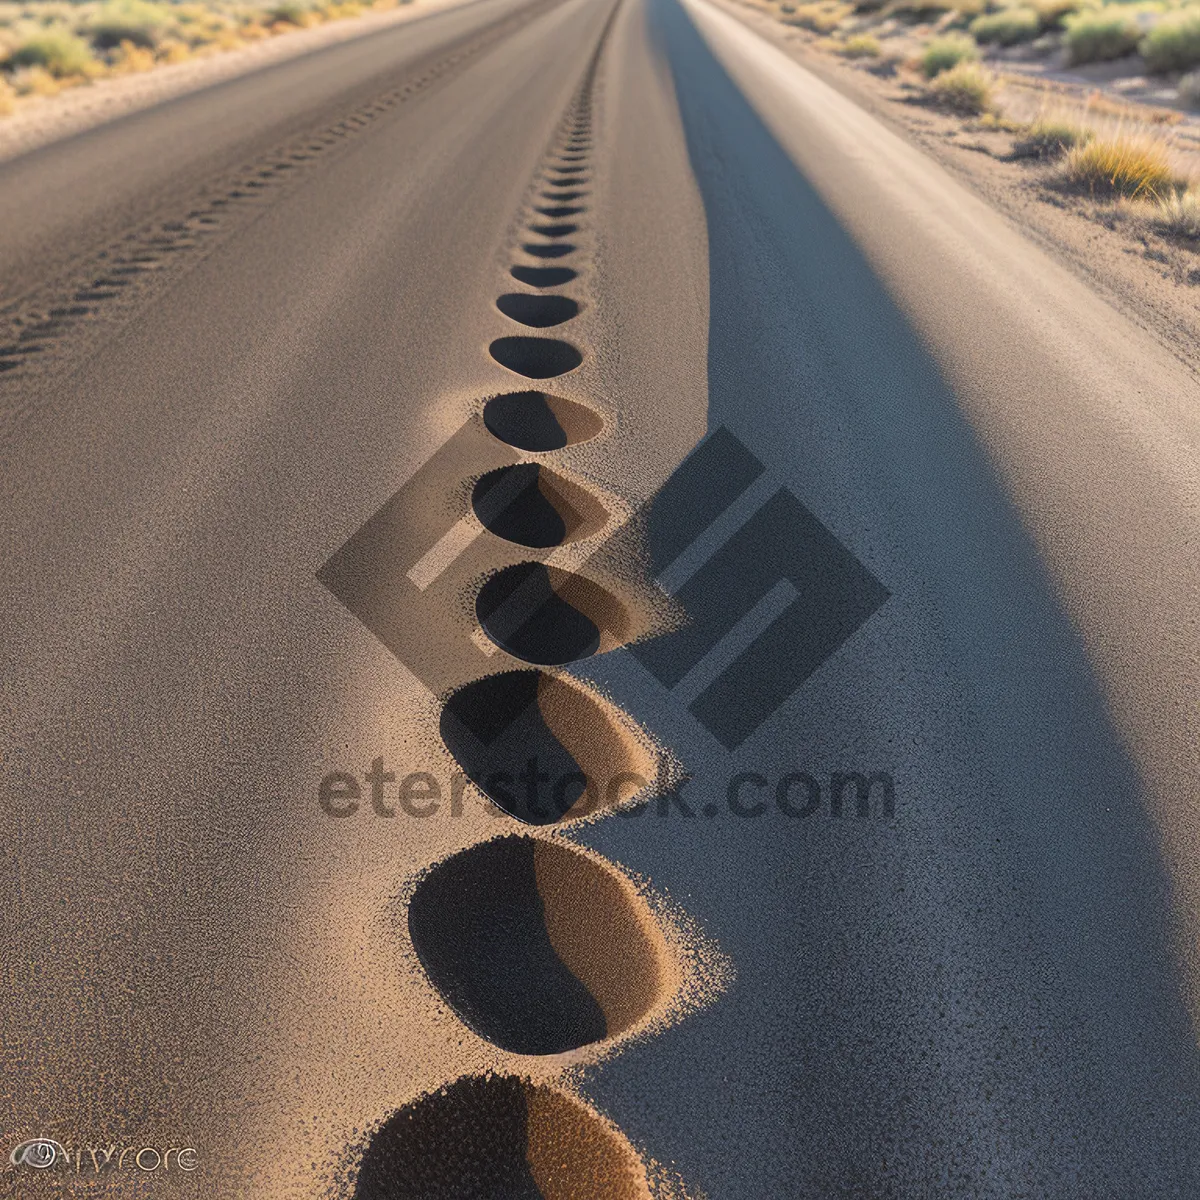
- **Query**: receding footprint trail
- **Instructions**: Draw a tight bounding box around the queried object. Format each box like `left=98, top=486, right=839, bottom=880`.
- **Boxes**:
left=354, top=16, right=698, bottom=1192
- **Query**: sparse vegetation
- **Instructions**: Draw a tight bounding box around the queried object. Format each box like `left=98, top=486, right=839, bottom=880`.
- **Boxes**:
left=1139, top=10, right=1200, bottom=74
left=1064, top=135, right=1178, bottom=199
left=1012, top=116, right=1094, bottom=157
left=927, top=59, right=994, bottom=112
left=1062, top=8, right=1140, bottom=65
left=970, top=6, right=1040, bottom=46
left=0, top=0, right=408, bottom=113
left=921, top=31, right=978, bottom=77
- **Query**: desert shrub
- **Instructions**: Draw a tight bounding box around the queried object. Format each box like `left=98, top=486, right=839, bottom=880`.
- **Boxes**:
left=927, top=59, right=994, bottom=110
left=841, top=31, right=882, bottom=54
left=784, top=3, right=850, bottom=33
left=1139, top=10, right=1200, bottom=74
left=970, top=6, right=1040, bottom=44
left=1064, top=136, right=1176, bottom=199
left=921, top=31, right=978, bottom=75
left=1012, top=116, right=1093, bottom=156
left=1030, top=0, right=1080, bottom=29
left=266, top=1, right=313, bottom=25
left=7, top=28, right=95, bottom=75
left=1154, top=187, right=1200, bottom=236
left=1062, top=9, right=1140, bottom=64
left=87, top=0, right=170, bottom=49
left=1180, top=68, right=1200, bottom=108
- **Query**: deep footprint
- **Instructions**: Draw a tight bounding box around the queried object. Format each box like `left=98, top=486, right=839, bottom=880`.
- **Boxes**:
left=522, top=242, right=575, bottom=259
left=408, top=836, right=663, bottom=1053
left=510, top=265, right=577, bottom=289
left=354, top=1074, right=651, bottom=1199
left=496, top=293, right=579, bottom=328
left=440, top=670, right=653, bottom=823
left=527, top=223, right=578, bottom=239
left=472, top=462, right=605, bottom=547
left=482, top=390, right=602, bottom=451
left=490, top=337, right=582, bottom=378
left=475, top=562, right=627, bottom=664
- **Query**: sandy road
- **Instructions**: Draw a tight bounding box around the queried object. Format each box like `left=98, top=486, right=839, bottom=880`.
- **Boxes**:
left=1, top=0, right=1199, bottom=1193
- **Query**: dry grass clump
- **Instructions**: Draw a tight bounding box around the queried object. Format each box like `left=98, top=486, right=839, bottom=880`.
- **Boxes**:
left=921, top=30, right=978, bottom=76
left=840, top=31, right=882, bottom=54
left=1152, top=185, right=1200, bottom=236
left=970, top=6, right=1040, bottom=45
left=1139, top=9, right=1200, bottom=74
left=927, top=59, right=994, bottom=111
left=1064, top=135, right=1177, bottom=199
left=1013, top=115, right=1094, bottom=157
left=1153, top=185, right=1200, bottom=236
left=1062, top=8, right=1140, bottom=65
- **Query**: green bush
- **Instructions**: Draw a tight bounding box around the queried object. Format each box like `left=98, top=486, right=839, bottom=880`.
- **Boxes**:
left=927, top=60, right=994, bottom=111
left=1063, top=9, right=1140, bottom=64
left=1139, top=11, right=1200, bottom=74
left=266, top=2, right=312, bottom=25
left=8, top=28, right=95, bottom=75
left=1031, top=0, right=1081, bottom=30
left=970, top=6, right=1041, bottom=44
left=841, top=32, right=882, bottom=55
left=921, top=31, right=979, bottom=76
left=87, top=0, right=170, bottom=49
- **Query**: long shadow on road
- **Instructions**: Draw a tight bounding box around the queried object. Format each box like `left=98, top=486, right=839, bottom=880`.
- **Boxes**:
left=576, top=0, right=1200, bottom=1195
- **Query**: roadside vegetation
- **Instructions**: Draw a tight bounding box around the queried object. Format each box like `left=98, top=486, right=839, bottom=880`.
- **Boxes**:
left=755, top=0, right=1200, bottom=271
left=0, top=0, right=410, bottom=113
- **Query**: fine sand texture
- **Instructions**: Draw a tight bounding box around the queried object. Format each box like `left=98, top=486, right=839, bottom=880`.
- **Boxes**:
left=2, top=0, right=1200, bottom=1193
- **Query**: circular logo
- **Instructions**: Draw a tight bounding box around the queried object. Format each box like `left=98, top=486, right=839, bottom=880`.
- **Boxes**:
left=10, top=1139, right=64, bottom=1169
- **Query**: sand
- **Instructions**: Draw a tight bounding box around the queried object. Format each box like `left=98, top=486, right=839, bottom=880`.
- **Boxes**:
left=3, top=0, right=1200, bottom=1192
